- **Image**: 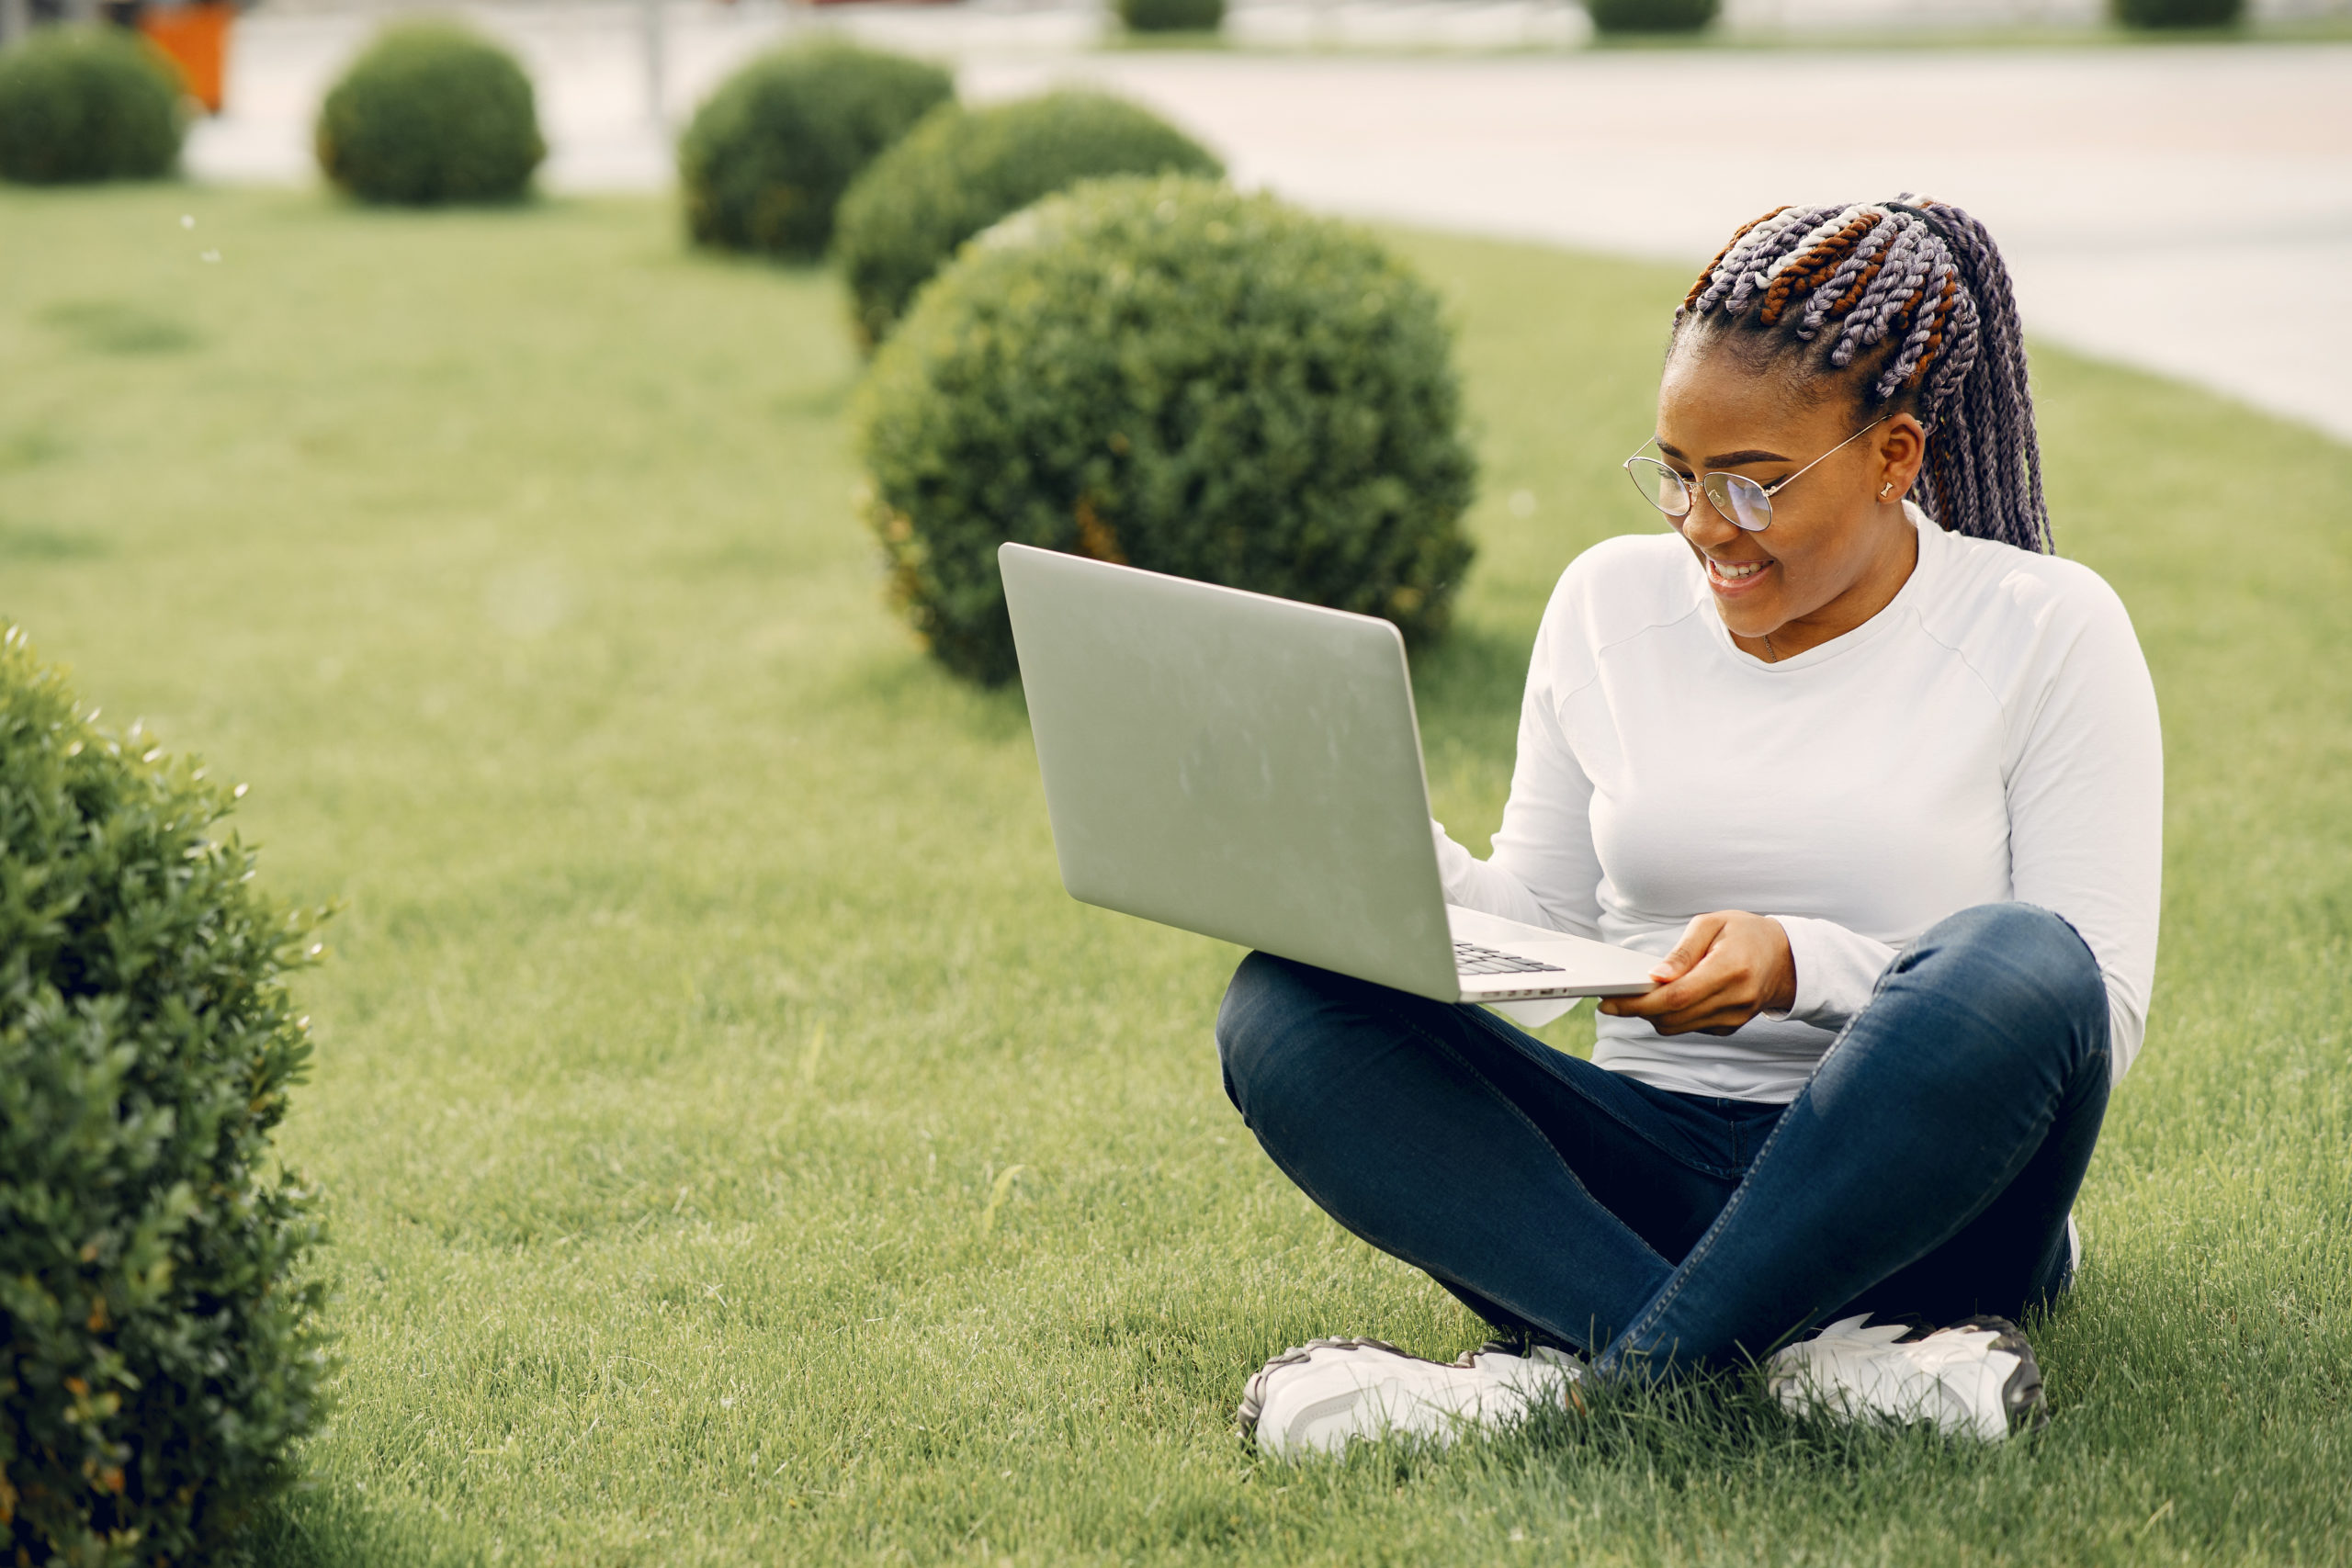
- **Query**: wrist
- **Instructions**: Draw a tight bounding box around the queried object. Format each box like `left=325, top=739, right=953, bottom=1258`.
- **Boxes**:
left=1761, top=915, right=1798, bottom=1016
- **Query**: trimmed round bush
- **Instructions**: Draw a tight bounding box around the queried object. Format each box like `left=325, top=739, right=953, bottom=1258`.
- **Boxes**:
left=1119, top=0, right=1227, bottom=32
left=315, top=23, right=545, bottom=205
left=679, top=40, right=954, bottom=261
left=837, top=91, right=1223, bottom=350
left=857, top=175, right=1477, bottom=686
left=2113, top=0, right=2241, bottom=26
left=1, top=626, right=331, bottom=1566
left=1587, top=0, right=1718, bottom=33
left=0, top=27, right=182, bottom=186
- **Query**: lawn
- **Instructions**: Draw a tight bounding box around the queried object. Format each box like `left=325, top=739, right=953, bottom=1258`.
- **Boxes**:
left=4, top=184, right=2347, bottom=1567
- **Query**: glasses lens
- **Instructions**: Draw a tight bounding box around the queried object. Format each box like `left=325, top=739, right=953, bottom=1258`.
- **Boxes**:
left=1626, top=458, right=1690, bottom=517
left=1702, top=473, right=1773, bottom=532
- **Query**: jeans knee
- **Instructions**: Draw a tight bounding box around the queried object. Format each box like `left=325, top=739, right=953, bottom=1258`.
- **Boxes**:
left=1216, top=952, right=1351, bottom=1122
left=1910, top=903, right=2109, bottom=1049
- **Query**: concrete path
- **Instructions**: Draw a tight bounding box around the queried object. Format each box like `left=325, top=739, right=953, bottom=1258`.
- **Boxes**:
left=186, top=3, right=2352, bottom=439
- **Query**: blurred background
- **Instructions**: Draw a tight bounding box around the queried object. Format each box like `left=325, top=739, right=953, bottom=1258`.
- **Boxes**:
left=6, top=1, right=2351, bottom=1562
left=12, top=0, right=2348, bottom=434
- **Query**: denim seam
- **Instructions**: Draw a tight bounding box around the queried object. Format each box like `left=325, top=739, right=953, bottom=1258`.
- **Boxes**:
left=1459, top=1006, right=1748, bottom=1181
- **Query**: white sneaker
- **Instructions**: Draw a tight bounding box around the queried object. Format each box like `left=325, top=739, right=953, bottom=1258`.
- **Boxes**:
left=1238, top=1337, right=1583, bottom=1459
left=1764, top=1314, right=2048, bottom=1440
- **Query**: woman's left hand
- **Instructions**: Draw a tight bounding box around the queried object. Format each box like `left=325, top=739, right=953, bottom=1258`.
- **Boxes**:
left=1599, top=911, right=1798, bottom=1036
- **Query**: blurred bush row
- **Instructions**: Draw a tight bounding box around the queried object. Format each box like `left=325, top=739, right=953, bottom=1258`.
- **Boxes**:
left=0, top=0, right=2258, bottom=190
left=659, top=38, right=1476, bottom=683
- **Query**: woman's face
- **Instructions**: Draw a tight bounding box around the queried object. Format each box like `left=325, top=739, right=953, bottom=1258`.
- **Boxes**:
left=1653, top=341, right=1926, bottom=649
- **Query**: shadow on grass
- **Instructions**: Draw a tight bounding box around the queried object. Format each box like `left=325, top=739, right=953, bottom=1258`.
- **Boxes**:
left=0, top=523, right=107, bottom=561
left=248, top=1483, right=452, bottom=1568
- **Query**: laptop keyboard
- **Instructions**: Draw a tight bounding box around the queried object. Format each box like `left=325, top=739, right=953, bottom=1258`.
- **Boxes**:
left=1453, top=941, right=1566, bottom=976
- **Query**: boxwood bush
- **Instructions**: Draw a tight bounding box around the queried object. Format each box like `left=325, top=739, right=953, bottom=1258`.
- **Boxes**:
left=2112, top=0, right=2241, bottom=27
left=1119, top=0, right=1227, bottom=32
left=837, top=90, right=1223, bottom=350
left=857, top=175, right=1477, bottom=685
left=679, top=40, right=954, bottom=261
left=1587, top=0, right=1718, bottom=33
left=314, top=23, right=545, bottom=205
left=0, top=26, right=182, bottom=186
left=1, top=626, right=332, bottom=1567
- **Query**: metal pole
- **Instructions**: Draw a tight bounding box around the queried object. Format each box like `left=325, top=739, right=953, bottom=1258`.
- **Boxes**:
left=0, top=0, right=28, bottom=49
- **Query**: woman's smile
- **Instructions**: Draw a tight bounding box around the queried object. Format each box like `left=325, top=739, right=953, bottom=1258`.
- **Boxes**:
left=1701, top=551, right=1776, bottom=596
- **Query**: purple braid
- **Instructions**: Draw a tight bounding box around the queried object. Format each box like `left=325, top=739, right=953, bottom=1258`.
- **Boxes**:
left=1673, top=197, right=2051, bottom=553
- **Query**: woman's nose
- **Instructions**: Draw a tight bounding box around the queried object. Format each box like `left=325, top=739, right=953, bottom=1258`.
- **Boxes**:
left=1677, top=489, right=1743, bottom=549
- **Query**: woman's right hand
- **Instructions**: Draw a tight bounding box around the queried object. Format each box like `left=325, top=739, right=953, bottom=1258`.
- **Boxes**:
left=1599, top=910, right=1796, bottom=1036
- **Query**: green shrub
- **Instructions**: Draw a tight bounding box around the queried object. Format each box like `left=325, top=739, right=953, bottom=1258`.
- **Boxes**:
left=314, top=23, right=545, bottom=205
left=1119, top=0, right=1227, bottom=32
left=2112, top=0, right=2242, bottom=26
left=679, top=40, right=954, bottom=262
left=1587, top=0, right=1718, bottom=33
left=857, top=175, right=1477, bottom=685
left=837, top=91, right=1223, bottom=350
left=0, top=27, right=182, bottom=186
left=1, top=626, right=332, bottom=1567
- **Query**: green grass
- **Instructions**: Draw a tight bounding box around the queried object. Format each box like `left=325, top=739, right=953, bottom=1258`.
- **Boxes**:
left=3, top=184, right=2347, bottom=1566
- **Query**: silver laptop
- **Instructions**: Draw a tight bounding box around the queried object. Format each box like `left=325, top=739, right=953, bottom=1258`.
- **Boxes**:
left=998, top=543, right=1658, bottom=1005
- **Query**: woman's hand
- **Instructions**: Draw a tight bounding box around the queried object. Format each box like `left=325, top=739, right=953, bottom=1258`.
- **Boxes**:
left=1599, top=911, right=1797, bottom=1036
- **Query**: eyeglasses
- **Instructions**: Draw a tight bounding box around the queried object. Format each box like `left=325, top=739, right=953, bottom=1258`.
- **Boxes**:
left=1623, top=417, right=1886, bottom=533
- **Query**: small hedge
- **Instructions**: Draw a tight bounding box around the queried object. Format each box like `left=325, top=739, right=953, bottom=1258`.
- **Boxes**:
left=1, top=626, right=332, bottom=1566
left=0, top=27, right=182, bottom=186
left=679, top=40, right=954, bottom=262
left=857, top=175, right=1477, bottom=685
left=2112, top=0, right=2241, bottom=26
left=1587, top=0, right=1718, bottom=33
left=1119, top=0, right=1227, bottom=32
left=836, top=91, right=1223, bottom=350
left=315, top=23, right=545, bottom=205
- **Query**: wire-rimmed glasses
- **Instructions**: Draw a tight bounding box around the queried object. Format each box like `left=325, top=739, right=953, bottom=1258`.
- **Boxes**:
left=1623, top=417, right=1887, bottom=533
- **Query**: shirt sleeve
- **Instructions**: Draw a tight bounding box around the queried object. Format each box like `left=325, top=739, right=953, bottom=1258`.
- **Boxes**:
left=1770, top=916, right=1899, bottom=1030
left=2003, top=575, right=2165, bottom=1082
left=1432, top=613, right=1607, bottom=942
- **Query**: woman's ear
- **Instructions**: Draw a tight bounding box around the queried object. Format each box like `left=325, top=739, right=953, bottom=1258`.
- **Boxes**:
left=1877, top=414, right=1928, bottom=502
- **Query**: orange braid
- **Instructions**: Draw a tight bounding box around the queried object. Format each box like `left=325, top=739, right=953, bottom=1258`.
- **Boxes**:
left=1756, top=212, right=1879, bottom=327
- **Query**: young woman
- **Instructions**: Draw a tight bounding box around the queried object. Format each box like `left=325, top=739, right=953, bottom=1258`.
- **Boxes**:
left=1219, top=198, right=2162, bottom=1455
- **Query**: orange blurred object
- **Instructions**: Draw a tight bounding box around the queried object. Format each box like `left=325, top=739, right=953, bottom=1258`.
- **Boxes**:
left=139, top=2, right=233, bottom=115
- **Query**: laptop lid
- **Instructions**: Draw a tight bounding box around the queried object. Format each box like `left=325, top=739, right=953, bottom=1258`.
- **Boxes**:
left=1000, top=543, right=1462, bottom=1003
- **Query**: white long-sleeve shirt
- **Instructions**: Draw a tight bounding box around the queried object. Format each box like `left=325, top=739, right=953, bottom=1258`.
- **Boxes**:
left=1436, top=503, right=2162, bottom=1103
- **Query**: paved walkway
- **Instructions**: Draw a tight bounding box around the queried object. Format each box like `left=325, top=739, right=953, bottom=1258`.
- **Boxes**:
left=187, top=3, right=2352, bottom=439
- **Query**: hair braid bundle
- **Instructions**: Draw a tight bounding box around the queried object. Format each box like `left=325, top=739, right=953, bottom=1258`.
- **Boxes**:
left=1673, top=197, right=2050, bottom=553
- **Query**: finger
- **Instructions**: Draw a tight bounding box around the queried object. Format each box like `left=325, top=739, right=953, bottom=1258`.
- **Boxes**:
left=1649, top=913, right=1726, bottom=983
left=1613, top=947, right=1761, bottom=1031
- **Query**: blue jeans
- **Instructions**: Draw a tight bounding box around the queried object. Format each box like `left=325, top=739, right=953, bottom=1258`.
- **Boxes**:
left=1215, top=903, right=2111, bottom=1378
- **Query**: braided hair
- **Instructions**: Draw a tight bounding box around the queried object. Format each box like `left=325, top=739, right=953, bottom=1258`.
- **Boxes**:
left=1674, top=197, right=2049, bottom=553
